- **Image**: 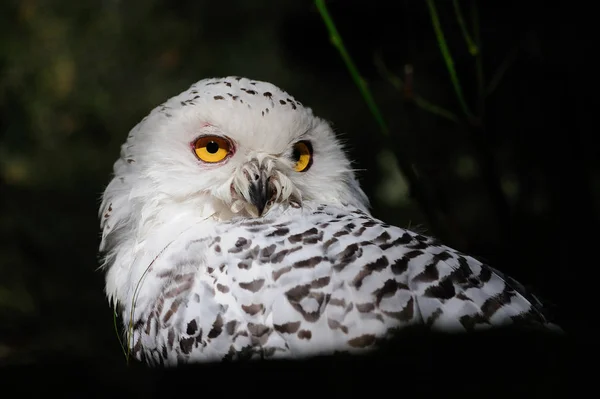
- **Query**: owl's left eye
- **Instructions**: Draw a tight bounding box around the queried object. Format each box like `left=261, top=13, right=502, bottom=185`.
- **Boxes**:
left=193, top=135, right=232, bottom=163
left=291, top=140, right=313, bottom=172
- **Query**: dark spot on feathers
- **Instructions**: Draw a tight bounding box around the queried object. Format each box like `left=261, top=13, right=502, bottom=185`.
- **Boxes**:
left=228, top=237, right=251, bottom=253
left=426, top=308, right=444, bottom=326
left=303, top=231, right=324, bottom=244
left=328, top=319, right=349, bottom=334
left=329, top=298, right=346, bottom=307
left=239, top=279, right=265, bottom=292
left=392, top=257, right=409, bottom=275
left=263, top=92, right=272, bottom=97
left=424, top=277, right=456, bottom=300
left=242, top=303, right=264, bottom=315
left=323, top=237, right=338, bottom=251
left=285, top=284, right=310, bottom=303
left=333, top=230, right=350, bottom=238
left=162, top=298, right=182, bottom=323
left=163, top=280, right=192, bottom=298
left=267, top=227, right=289, bottom=237
left=208, top=314, right=223, bottom=338
left=348, top=334, right=376, bottom=348
left=383, top=297, right=415, bottom=322
left=459, top=313, right=489, bottom=330
left=274, top=321, right=301, bottom=334
left=271, top=246, right=301, bottom=263
left=333, top=243, right=362, bottom=271
left=293, top=256, right=323, bottom=269
left=434, top=251, right=453, bottom=262
left=144, top=313, right=154, bottom=335
left=168, top=328, right=175, bottom=349
left=272, top=266, right=292, bottom=281
left=286, top=287, right=329, bottom=323
left=225, top=320, right=238, bottom=335
left=373, top=231, right=391, bottom=244
left=247, top=323, right=270, bottom=337
left=373, top=279, right=403, bottom=305
left=448, top=256, right=472, bottom=285
left=481, top=290, right=513, bottom=319
left=237, top=260, right=252, bottom=270
left=356, top=303, right=375, bottom=312
left=217, top=283, right=230, bottom=293
left=186, top=319, right=198, bottom=335
left=353, top=256, right=389, bottom=288
left=260, top=244, right=276, bottom=259
left=311, top=276, right=330, bottom=288
left=353, top=226, right=367, bottom=236
left=405, top=249, right=424, bottom=259
left=379, top=233, right=414, bottom=250
left=288, top=227, right=319, bottom=243
left=413, top=263, right=440, bottom=282
left=279, top=99, right=286, bottom=104
left=456, top=292, right=472, bottom=301
left=298, top=330, right=312, bottom=340
left=180, top=337, right=194, bottom=354
left=479, top=266, right=493, bottom=283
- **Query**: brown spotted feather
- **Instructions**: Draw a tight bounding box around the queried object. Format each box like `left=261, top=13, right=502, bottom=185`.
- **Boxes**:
left=124, top=204, right=560, bottom=366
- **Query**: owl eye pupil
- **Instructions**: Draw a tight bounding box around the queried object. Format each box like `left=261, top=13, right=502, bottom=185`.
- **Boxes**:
left=291, top=148, right=301, bottom=162
left=206, top=141, right=219, bottom=154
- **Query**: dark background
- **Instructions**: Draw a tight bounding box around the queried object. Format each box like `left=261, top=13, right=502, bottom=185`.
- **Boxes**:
left=0, top=0, right=591, bottom=394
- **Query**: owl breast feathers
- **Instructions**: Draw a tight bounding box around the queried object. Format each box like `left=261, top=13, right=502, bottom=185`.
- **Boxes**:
left=98, top=77, right=561, bottom=366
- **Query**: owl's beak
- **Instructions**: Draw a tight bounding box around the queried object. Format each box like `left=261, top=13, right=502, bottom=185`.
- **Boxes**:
left=248, top=172, right=273, bottom=217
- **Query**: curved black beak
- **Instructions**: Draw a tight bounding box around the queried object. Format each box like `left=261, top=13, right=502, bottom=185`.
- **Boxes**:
left=249, top=174, right=272, bottom=217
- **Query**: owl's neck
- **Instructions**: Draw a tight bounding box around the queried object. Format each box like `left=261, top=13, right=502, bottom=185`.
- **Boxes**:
left=103, top=194, right=216, bottom=305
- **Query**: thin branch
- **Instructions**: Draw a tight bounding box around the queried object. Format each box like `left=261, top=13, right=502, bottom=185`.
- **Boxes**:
left=314, top=0, right=389, bottom=135
left=425, top=0, right=475, bottom=121
left=374, top=53, right=460, bottom=123
left=453, top=0, right=478, bottom=56
left=486, top=44, right=519, bottom=97
left=471, top=0, right=485, bottom=118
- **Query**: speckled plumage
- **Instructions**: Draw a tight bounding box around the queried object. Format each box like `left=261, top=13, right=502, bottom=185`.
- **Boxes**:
left=99, top=77, right=560, bottom=366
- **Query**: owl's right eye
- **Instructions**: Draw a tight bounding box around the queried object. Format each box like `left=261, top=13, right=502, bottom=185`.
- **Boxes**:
left=193, top=135, right=233, bottom=163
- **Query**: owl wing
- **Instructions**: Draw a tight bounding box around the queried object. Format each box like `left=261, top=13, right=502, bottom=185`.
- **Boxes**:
left=124, top=204, right=560, bottom=366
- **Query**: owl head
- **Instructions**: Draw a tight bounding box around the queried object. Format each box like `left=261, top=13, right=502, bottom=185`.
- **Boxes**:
left=98, top=77, right=369, bottom=260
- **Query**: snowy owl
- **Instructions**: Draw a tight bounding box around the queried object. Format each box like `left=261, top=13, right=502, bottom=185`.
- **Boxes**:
left=98, top=76, right=560, bottom=366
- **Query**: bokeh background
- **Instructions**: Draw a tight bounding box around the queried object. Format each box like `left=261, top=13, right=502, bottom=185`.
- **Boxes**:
left=0, top=0, right=592, bottom=378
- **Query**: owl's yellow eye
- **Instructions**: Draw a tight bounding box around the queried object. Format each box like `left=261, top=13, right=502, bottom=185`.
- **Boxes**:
left=292, top=141, right=313, bottom=172
left=193, top=135, right=232, bottom=163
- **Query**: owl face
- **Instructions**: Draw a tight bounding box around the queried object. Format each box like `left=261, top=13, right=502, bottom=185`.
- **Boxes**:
left=108, top=77, right=369, bottom=223
left=188, top=127, right=314, bottom=216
